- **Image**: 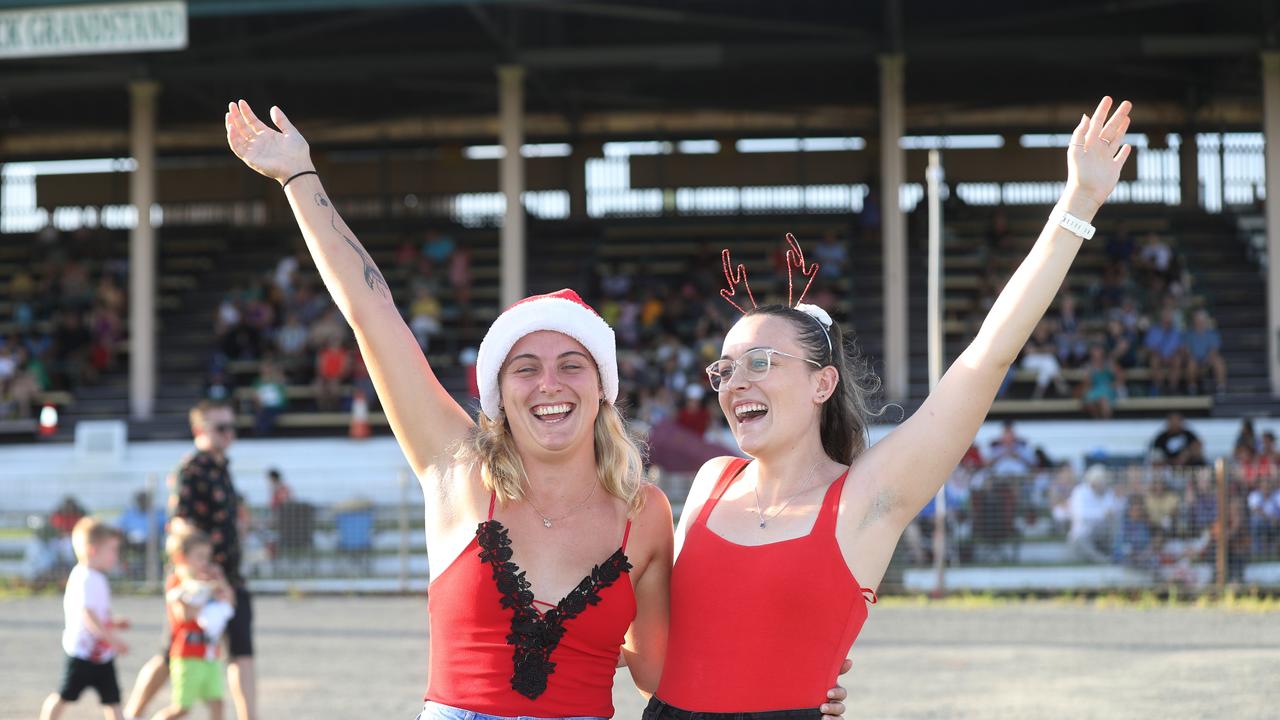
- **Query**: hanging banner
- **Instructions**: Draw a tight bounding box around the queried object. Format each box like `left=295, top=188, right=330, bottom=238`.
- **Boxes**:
left=0, top=1, right=187, bottom=59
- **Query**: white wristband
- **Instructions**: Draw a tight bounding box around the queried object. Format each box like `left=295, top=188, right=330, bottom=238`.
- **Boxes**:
left=1049, top=207, right=1096, bottom=240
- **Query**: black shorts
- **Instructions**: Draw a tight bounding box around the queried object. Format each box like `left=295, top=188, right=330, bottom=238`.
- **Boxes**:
left=226, top=585, right=254, bottom=658
left=159, top=585, right=253, bottom=662
left=643, top=697, right=822, bottom=720
left=57, top=655, right=121, bottom=705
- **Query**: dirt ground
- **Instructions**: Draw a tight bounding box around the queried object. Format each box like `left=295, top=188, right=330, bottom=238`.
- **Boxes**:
left=2, top=594, right=1276, bottom=719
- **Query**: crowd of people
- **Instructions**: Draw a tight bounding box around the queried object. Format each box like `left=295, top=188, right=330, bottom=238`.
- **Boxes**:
left=1, top=227, right=128, bottom=420
left=901, top=414, right=1280, bottom=585
left=985, top=211, right=1231, bottom=417
left=204, top=228, right=477, bottom=435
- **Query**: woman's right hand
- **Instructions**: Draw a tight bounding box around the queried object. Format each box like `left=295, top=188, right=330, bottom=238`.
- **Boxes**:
left=225, top=99, right=314, bottom=184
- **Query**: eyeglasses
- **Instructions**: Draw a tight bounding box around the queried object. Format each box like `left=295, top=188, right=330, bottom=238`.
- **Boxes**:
left=213, top=423, right=236, bottom=434
left=705, top=348, right=822, bottom=392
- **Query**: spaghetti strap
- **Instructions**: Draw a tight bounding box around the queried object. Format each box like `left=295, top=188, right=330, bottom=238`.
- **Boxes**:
left=621, top=519, right=633, bottom=551
left=861, top=587, right=879, bottom=605
left=487, top=492, right=496, bottom=520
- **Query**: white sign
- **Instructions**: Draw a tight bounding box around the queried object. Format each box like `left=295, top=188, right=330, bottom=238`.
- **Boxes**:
left=0, top=1, right=187, bottom=59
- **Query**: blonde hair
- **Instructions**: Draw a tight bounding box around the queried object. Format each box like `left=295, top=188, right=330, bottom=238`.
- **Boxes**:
left=455, top=402, right=647, bottom=514
left=71, top=517, right=120, bottom=563
left=165, top=525, right=212, bottom=563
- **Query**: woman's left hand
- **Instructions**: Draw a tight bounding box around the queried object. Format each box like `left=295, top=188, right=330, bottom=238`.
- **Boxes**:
left=1063, top=96, right=1134, bottom=217
left=820, top=657, right=853, bottom=718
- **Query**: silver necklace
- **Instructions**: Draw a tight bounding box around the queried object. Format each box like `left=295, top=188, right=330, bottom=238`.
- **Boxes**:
left=525, top=480, right=598, bottom=528
left=752, top=459, right=823, bottom=529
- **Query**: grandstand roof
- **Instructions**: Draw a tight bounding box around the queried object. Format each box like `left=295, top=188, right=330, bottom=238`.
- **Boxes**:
left=0, top=0, right=1274, bottom=157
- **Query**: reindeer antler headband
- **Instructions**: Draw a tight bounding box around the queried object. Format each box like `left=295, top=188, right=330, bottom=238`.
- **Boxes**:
left=719, top=232, right=833, bottom=357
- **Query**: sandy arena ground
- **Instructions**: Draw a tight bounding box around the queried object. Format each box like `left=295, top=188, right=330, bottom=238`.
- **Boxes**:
left=2, top=594, right=1276, bottom=719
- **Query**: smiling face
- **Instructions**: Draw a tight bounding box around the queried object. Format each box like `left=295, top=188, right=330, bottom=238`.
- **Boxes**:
left=716, top=314, right=834, bottom=459
left=499, top=331, right=602, bottom=459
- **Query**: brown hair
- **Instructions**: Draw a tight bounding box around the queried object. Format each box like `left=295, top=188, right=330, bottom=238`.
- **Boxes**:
left=740, top=305, right=887, bottom=465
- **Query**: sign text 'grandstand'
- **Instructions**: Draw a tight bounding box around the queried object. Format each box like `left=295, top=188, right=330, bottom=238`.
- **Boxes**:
left=0, top=1, right=187, bottom=59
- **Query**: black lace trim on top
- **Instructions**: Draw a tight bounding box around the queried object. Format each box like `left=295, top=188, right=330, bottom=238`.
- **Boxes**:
left=475, top=519, right=633, bottom=700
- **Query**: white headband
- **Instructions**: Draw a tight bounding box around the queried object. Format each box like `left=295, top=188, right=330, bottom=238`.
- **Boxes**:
left=795, top=303, right=833, bottom=359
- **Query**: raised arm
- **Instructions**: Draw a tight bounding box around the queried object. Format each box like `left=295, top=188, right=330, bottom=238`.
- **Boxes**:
left=225, top=100, right=473, bottom=479
left=856, top=96, right=1134, bottom=528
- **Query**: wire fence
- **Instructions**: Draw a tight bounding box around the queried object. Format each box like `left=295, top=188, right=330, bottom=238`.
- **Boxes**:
left=4, top=461, right=1277, bottom=594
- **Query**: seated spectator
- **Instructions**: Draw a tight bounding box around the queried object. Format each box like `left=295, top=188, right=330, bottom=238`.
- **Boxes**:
left=52, top=310, right=91, bottom=389
left=1150, top=412, right=1200, bottom=466
left=1113, top=495, right=1157, bottom=569
left=1020, top=319, right=1069, bottom=399
left=1143, top=308, right=1184, bottom=396
left=1103, top=317, right=1140, bottom=369
left=1235, top=418, right=1258, bottom=454
left=274, top=312, right=310, bottom=380
left=421, top=228, right=456, bottom=268
left=1182, top=309, right=1227, bottom=396
left=314, top=339, right=351, bottom=412
left=675, top=385, right=711, bottom=437
left=1068, top=465, right=1119, bottom=564
left=116, top=490, right=165, bottom=579
left=1054, top=294, right=1089, bottom=368
left=203, top=367, right=234, bottom=402
left=1103, top=223, right=1136, bottom=270
left=1236, top=439, right=1275, bottom=489
left=1247, top=474, right=1280, bottom=557
left=449, top=243, right=473, bottom=328
left=813, top=230, right=849, bottom=279
left=308, top=306, right=349, bottom=350
left=1144, top=477, right=1180, bottom=534
left=1135, top=232, right=1174, bottom=294
left=1079, top=345, right=1125, bottom=420
left=988, top=420, right=1035, bottom=476
left=409, top=284, right=443, bottom=353
left=252, top=358, right=289, bottom=435
left=86, top=301, right=121, bottom=375
left=1182, top=468, right=1217, bottom=536
left=215, top=292, right=241, bottom=337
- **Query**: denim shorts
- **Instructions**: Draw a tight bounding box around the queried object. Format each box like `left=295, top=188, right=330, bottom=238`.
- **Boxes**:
left=642, top=697, right=823, bottom=720
left=417, top=700, right=608, bottom=720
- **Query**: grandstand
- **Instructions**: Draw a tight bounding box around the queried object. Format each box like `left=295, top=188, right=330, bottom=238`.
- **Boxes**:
left=2, top=0, right=1280, bottom=599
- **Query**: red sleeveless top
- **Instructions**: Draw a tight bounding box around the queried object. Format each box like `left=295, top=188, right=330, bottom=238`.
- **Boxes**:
left=424, top=494, right=635, bottom=718
left=657, top=458, right=877, bottom=712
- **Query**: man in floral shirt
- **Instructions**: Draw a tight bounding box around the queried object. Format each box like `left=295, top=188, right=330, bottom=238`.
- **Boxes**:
left=124, top=401, right=258, bottom=720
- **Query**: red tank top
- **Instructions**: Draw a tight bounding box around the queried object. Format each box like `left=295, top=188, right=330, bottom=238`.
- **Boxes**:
left=657, top=458, right=877, bottom=712
left=424, top=494, right=635, bottom=717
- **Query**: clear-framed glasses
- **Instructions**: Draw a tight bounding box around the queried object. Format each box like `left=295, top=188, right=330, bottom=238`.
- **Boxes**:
left=705, top=347, right=822, bottom=392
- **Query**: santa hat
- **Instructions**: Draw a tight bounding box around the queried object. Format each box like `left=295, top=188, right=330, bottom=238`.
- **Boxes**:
left=476, top=288, right=617, bottom=420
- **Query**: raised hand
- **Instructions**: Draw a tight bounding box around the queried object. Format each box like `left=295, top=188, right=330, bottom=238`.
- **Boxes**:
left=1065, top=96, right=1133, bottom=213
left=225, top=99, right=314, bottom=184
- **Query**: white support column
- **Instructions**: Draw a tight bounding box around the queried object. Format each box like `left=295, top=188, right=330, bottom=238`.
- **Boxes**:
left=1263, top=52, right=1280, bottom=395
left=879, top=54, right=908, bottom=401
left=498, top=65, right=526, bottom=307
left=129, top=80, right=159, bottom=420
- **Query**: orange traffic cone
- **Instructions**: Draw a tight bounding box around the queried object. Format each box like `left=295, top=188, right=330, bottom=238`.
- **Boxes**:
left=349, top=390, right=371, bottom=439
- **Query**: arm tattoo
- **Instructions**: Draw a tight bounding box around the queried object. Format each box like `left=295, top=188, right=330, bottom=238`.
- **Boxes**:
left=858, top=488, right=897, bottom=530
left=314, top=193, right=389, bottom=297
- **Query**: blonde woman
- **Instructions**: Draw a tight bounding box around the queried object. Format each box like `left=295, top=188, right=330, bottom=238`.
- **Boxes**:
left=224, top=101, right=851, bottom=719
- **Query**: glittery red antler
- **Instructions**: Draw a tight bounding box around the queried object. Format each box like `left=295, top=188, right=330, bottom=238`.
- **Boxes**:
left=719, top=248, right=757, bottom=315
left=784, top=233, right=820, bottom=307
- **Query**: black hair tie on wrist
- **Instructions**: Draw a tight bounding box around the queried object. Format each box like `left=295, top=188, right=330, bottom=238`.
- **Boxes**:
left=281, top=170, right=317, bottom=189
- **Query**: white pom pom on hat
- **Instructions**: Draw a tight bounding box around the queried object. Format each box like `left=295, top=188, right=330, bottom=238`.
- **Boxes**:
left=475, top=288, right=617, bottom=420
